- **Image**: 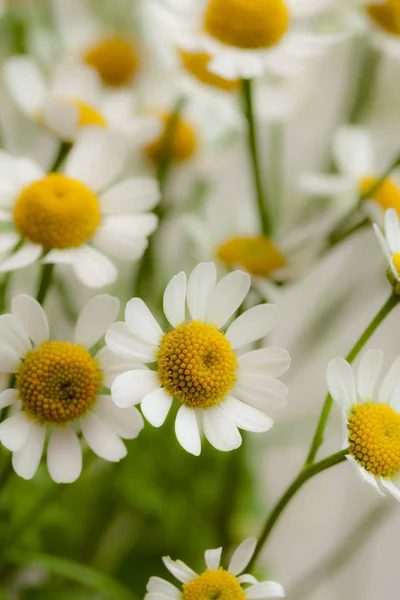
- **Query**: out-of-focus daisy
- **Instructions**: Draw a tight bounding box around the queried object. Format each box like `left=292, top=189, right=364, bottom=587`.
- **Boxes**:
left=299, top=126, right=400, bottom=223
left=145, top=108, right=198, bottom=165
left=152, top=0, right=345, bottom=80
left=327, top=348, right=400, bottom=501
left=3, top=57, right=161, bottom=146
left=0, top=294, right=144, bottom=483
left=373, top=207, right=400, bottom=284
left=351, top=0, right=400, bottom=59
left=145, top=537, right=285, bottom=599
left=0, top=128, right=160, bottom=288
left=107, top=262, right=290, bottom=455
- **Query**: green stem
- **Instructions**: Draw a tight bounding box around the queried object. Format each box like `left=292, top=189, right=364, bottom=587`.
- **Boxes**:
left=50, top=141, right=72, bottom=173
left=36, top=262, right=54, bottom=306
left=305, top=292, right=400, bottom=466
left=348, top=44, right=380, bottom=125
left=247, top=449, right=348, bottom=571
left=242, top=79, right=271, bottom=236
left=268, top=122, right=284, bottom=231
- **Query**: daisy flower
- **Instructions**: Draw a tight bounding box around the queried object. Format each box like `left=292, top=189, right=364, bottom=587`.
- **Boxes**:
left=373, top=207, right=400, bottom=284
left=299, top=126, right=400, bottom=223
left=349, top=0, right=400, bottom=59
left=3, top=57, right=161, bottom=146
left=0, top=294, right=144, bottom=483
left=327, top=348, right=400, bottom=501
left=152, top=0, right=345, bottom=80
left=107, top=262, right=290, bottom=455
left=145, top=537, right=285, bottom=599
left=0, top=127, right=160, bottom=288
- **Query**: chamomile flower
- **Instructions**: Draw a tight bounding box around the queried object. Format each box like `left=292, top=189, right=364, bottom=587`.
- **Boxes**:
left=373, top=208, right=400, bottom=283
left=352, top=0, right=400, bottom=59
left=0, top=128, right=160, bottom=288
left=327, top=349, right=400, bottom=502
left=146, top=538, right=285, bottom=600
left=0, top=294, right=144, bottom=483
left=3, top=57, right=161, bottom=146
left=154, top=0, right=344, bottom=80
left=107, top=262, right=290, bottom=455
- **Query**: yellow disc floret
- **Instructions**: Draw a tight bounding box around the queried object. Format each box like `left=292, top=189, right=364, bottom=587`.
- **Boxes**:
left=71, top=100, right=107, bottom=127
left=179, top=50, right=240, bottom=91
left=14, top=174, right=101, bottom=249
left=392, top=253, right=400, bottom=277
left=360, top=176, right=400, bottom=214
left=348, top=403, right=400, bottom=478
left=84, top=36, right=139, bottom=87
left=183, top=568, right=245, bottom=600
left=145, top=112, right=197, bottom=163
left=204, top=0, right=290, bottom=49
left=157, top=321, right=237, bottom=409
left=366, top=0, right=400, bottom=36
left=17, top=341, right=102, bottom=424
left=217, top=235, right=285, bottom=277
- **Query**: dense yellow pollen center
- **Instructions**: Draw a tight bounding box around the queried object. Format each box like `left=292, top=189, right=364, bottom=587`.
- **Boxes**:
left=17, top=341, right=102, bottom=424
left=179, top=50, right=240, bottom=91
left=204, top=0, right=290, bottom=49
left=183, top=568, right=245, bottom=600
left=217, top=235, right=285, bottom=277
left=157, top=321, right=237, bottom=409
left=360, top=176, right=400, bottom=214
left=366, top=0, right=400, bottom=35
left=71, top=100, right=107, bottom=127
left=348, top=403, right=400, bottom=478
left=83, top=36, right=139, bottom=87
left=145, top=112, right=197, bottom=163
left=13, top=173, right=101, bottom=249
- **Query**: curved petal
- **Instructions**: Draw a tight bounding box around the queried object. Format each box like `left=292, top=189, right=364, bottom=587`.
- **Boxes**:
left=92, top=396, right=144, bottom=439
left=238, top=348, right=291, bottom=378
left=235, top=376, right=288, bottom=410
left=346, top=454, right=384, bottom=496
left=228, top=538, right=257, bottom=576
left=125, top=298, right=163, bottom=346
left=11, top=294, right=49, bottom=346
left=0, top=389, right=19, bottom=409
left=226, top=305, right=279, bottom=349
left=111, top=370, right=159, bottom=408
left=99, top=177, right=160, bottom=214
left=206, top=271, right=250, bottom=328
left=12, top=423, right=46, bottom=480
left=92, top=215, right=156, bottom=261
left=71, top=246, right=118, bottom=289
left=81, top=412, right=127, bottom=462
left=96, top=346, right=145, bottom=388
left=41, top=98, right=79, bottom=141
left=106, top=322, right=156, bottom=363
left=0, top=314, right=32, bottom=357
left=47, top=426, right=82, bottom=484
left=385, top=209, right=400, bottom=254
left=326, top=358, right=356, bottom=411
left=202, top=406, right=242, bottom=452
left=205, top=547, right=222, bottom=571
left=141, top=388, right=173, bottom=427
left=221, top=397, right=273, bottom=432
left=380, top=478, right=400, bottom=503
left=0, top=346, right=21, bottom=373
left=163, top=272, right=187, bottom=327
left=380, top=356, right=400, bottom=403
left=356, top=349, right=383, bottom=402
left=245, top=581, right=285, bottom=599
left=0, top=412, right=33, bottom=452
left=162, top=557, right=197, bottom=584
left=146, top=577, right=181, bottom=599
left=74, top=294, right=119, bottom=349
left=4, top=56, right=47, bottom=116
left=0, top=243, right=42, bottom=273
left=333, top=126, right=373, bottom=178
left=175, top=405, right=201, bottom=455
left=187, top=262, right=217, bottom=322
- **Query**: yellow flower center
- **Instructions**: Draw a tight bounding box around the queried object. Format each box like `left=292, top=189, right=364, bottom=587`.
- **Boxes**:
left=83, top=36, right=139, bottom=87
left=179, top=50, right=240, bottom=91
left=204, top=0, right=290, bottom=49
left=348, top=403, right=400, bottom=478
left=183, top=568, right=245, bottom=600
left=17, top=341, right=102, bottom=424
left=145, top=112, right=197, bottom=163
left=360, top=176, right=400, bottom=214
left=71, top=100, right=107, bottom=128
left=13, top=174, right=101, bottom=249
left=157, top=321, right=237, bottom=409
left=366, top=0, right=400, bottom=35
left=217, top=235, right=285, bottom=277
left=392, top=253, right=400, bottom=276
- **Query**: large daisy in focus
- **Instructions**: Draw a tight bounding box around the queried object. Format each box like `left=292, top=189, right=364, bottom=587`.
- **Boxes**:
left=146, top=538, right=284, bottom=599
left=0, top=128, right=159, bottom=288
left=3, top=57, right=161, bottom=147
left=327, top=349, right=400, bottom=501
left=0, top=294, right=144, bottom=483
left=107, top=262, right=290, bottom=455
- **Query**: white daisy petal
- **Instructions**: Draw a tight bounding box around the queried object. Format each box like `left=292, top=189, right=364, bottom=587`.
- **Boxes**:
left=226, top=305, right=279, bottom=349
left=206, top=271, right=251, bottom=328
left=333, top=126, right=374, bottom=179
left=384, top=209, right=400, bottom=254
left=379, top=357, right=400, bottom=403
left=235, top=377, right=288, bottom=410
left=380, top=478, right=400, bottom=503
left=47, top=426, right=82, bottom=484
left=41, top=98, right=79, bottom=140
left=50, top=60, right=101, bottom=103
left=204, top=547, right=222, bottom=571
left=92, top=396, right=144, bottom=439
left=326, top=358, right=356, bottom=411
left=356, top=349, right=383, bottom=402
left=111, top=370, right=159, bottom=408
left=221, top=397, right=273, bottom=432
left=74, top=294, right=119, bottom=349
left=0, top=412, right=33, bottom=452
left=245, top=581, right=285, bottom=599
left=187, top=262, right=217, bottom=322
left=71, top=246, right=118, bottom=289
left=175, top=405, right=201, bottom=456
left=0, top=389, right=18, bottom=409
left=125, top=298, right=163, bottom=346
left=141, top=388, right=173, bottom=427
left=346, top=454, right=384, bottom=496
left=99, top=177, right=160, bottom=214
left=11, top=294, right=49, bottom=346
left=162, top=557, right=197, bottom=584
left=81, top=412, right=127, bottom=462
left=4, top=57, right=47, bottom=116
left=238, top=348, right=290, bottom=378
left=106, top=322, right=156, bottom=363
left=163, top=272, right=187, bottom=327
left=92, top=221, right=151, bottom=262
left=228, top=537, right=257, bottom=576
left=0, top=346, right=20, bottom=373
left=147, top=577, right=181, bottom=599
left=389, top=380, right=400, bottom=412
left=96, top=346, right=144, bottom=387
left=0, top=243, right=42, bottom=273
left=0, top=314, right=32, bottom=357
left=238, top=575, right=258, bottom=585
left=41, top=249, right=78, bottom=265
left=202, top=406, right=242, bottom=452
left=11, top=423, right=46, bottom=480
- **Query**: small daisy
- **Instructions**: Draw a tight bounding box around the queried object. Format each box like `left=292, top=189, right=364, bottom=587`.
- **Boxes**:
left=145, top=537, right=285, bottom=599
left=3, top=56, right=161, bottom=146
left=154, top=0, right=345, bottom=80
left=352, top=0, right=400, bottom=59
left=327, top=349, right=400, bottom=501
left=107, top=262, right=290, bottom=455
left=0, top=294, right=144, bottom=483
left=0, top=127, right=160, bottom=288
left=373, top=207, right=400, bottom=283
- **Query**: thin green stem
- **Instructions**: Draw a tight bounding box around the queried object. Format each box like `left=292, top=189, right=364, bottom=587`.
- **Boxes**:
left=348, top=44, right=380, bottom=125
left=50, top=141, right=72, bottom=173
left=247, top=449, right=348, bottom=571
left=305, top=293, right=400, bottom=466
left=242, top=79, right=271, bottom=236
left=36, top=261, right=54, bottom=306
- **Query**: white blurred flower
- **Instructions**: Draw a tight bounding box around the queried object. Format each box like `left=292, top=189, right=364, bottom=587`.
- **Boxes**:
left=373, top=207, right=400, bottom=280
left=107, top=262, right=290, bottom=455
left=0, top=294, right=144, bottom=483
